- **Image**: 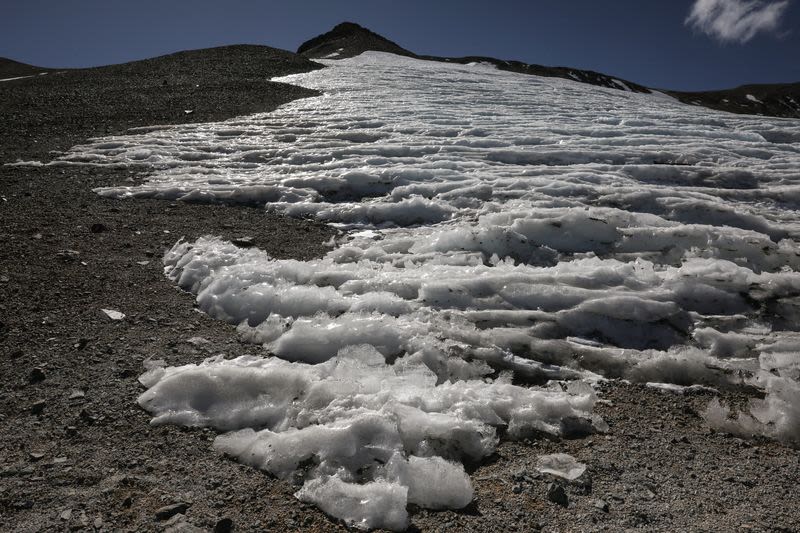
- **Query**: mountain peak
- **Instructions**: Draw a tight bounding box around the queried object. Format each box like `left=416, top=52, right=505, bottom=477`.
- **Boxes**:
left=297, top=21, right=414, bottom=59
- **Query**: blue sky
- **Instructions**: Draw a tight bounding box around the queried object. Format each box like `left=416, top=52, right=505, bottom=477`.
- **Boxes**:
left=1, top=0, right=797, bottom=91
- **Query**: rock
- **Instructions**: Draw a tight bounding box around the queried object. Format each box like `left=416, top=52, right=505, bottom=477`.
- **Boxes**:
left=214, top=517, right=234, bottom=533
left=547, top=483, right=569, bottom=507
left=167, top=523, right=204, bottom=533
left=232, top=236, right=255, bottom=248
left=60, top=509, right=73, bottom=520
left=512, top=484, right=524, bottom=494
left=31, top=399, right=47, bottom=414
left=90, top=223, right=107, bottom=233
left=559, top=416, right=595, bottom=438
left=155, top=502, right=190, bottom=521
left=74, top=338, right=90, bottom=350
left=29, top=451, right=45, bottom=461
left=28, top=367, right=46, bottom=384
left=56, top=249, right=80, bottom=262
left=93, top=517, right=103, bottom=529
left=593, top=499, right=609, bottom=512
left=68, top=390, right=86, bottom=400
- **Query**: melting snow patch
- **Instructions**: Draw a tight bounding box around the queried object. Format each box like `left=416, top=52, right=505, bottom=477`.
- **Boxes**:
left=54, top=51, right=800, bottom=524
left=139, top=346, right=601, bottom=529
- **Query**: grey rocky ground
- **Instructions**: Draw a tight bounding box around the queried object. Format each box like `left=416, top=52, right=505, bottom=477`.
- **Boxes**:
left=1, top=46, right=798, bottom=532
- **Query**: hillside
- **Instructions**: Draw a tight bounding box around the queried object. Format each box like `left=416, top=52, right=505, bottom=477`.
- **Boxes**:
left=299, top=22, right=800, bottom=117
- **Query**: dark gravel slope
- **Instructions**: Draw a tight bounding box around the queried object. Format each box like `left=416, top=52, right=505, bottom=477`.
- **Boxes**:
left=0, top=45, right=322, bottom=163
left=669, top=82, right=800, bottom=119
left=0, top=45, right=339, bottom=532
left=0, top=58, right=51, bottom=79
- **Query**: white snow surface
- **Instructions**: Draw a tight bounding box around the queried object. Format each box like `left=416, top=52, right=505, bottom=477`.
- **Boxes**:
left=51, top=52, right=800, bottom=526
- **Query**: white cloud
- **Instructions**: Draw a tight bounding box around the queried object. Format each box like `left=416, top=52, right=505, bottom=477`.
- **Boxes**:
left=686, top=0, right=790, bottom=43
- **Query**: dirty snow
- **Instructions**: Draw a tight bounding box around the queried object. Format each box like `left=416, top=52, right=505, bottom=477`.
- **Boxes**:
left=51, top=52, right=800, bottom=527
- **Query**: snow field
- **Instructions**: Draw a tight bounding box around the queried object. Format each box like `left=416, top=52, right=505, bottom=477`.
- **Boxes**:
left=49, top=52, right=800, bottom=527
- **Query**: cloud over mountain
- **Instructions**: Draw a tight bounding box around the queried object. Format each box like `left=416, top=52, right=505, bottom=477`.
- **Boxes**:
left=686, top=0, right=790, bottom=43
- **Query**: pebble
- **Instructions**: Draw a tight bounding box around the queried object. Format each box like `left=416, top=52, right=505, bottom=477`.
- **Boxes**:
left=593, top=499, right=609, bottom=512
left=60, top=508, right=72, bottom=520
left=69, top=390, right=86, bottom=400
left=155, top=502, right=190, bottom=521
left=31, top=400, right=47, bottom=414
left=232, top=236, right=255, bottom=247
left=28, top=367, right=46, bottom=384
left=214, top=517, right=234, bottom=533
left=547, top=483, right=569, bottom=507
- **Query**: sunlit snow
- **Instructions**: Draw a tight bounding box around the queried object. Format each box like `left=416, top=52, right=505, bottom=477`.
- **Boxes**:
left=54, top=52, right=800, bottom=528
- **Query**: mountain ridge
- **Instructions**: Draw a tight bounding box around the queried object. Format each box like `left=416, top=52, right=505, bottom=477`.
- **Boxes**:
left=4, top=22, right=798, bottom=118
left=298, top=22, right=800, bottom=118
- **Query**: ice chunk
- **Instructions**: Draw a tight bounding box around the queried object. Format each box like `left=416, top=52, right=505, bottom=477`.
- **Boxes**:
left=101, top=309, right=125, bottom=320
left=295, top=476, right=409, bottom=531
left=536, top=453, right=587, bottom=481
left=383, top=454, right=473, bottom=509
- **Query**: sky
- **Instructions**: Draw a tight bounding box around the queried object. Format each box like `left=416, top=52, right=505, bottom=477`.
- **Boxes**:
left=1, top=0, right=797, bottom=91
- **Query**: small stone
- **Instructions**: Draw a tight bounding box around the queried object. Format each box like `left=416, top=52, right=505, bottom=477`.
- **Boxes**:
left=29, top=451, right=45, bottom=461
left=90, top=223, right=107, bottom=233
left=69, top=390, right=86, bottom=400
left=94, top=517, right=103, bottom=529
left=31, top=399, right=47, bottom=414
left=512, top=484, right=523, bottom=494
left=213, top=517, right=234, bottom=533
left=53, top=457, right=68, bottom=464
left=547, top=483, right=569, bottom=507
left=155, top=502, right=190, bottom=521
left=74, top=338, right=90, bottom=350
left=28, top=367, right=46, bottom=384
left=232, top=236, right=255, bottom=248
left=594, top=499, right=609, bottom=512
left=60, top=509, right=73, bottom=520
